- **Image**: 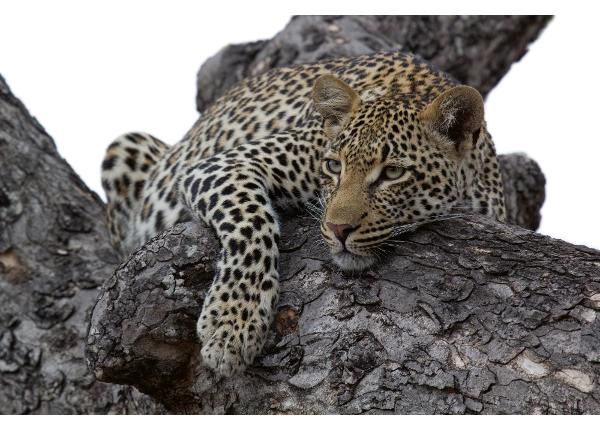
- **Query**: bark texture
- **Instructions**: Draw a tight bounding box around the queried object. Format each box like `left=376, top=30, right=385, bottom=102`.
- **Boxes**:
left=196, top=15, right=552, bottom=113
left=0, top=75, right=165, bottom=413
left=86, top=214, right=600, bottom=414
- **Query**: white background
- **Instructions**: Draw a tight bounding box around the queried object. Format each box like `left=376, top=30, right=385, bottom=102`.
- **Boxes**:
left=1, top=2, right=599, bottom=249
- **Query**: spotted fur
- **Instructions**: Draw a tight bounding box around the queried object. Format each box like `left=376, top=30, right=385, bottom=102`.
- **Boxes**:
left=101, top=52, right=505, bottom=377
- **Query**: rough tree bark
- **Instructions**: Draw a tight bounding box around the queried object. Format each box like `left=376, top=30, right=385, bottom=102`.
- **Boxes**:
left=196, top=15, right=552, bottom=113
left=2, top=15, right=591, bottom=416
left=0, top=76, right=166, bottom=413
left=86, top=215, right=600, bottom=414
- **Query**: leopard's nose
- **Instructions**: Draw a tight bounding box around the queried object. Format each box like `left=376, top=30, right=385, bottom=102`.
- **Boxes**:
left=326, top=222, right=358, bottom=244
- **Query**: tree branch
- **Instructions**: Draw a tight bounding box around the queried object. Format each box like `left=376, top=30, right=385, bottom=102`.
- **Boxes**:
left=196, top=15, right=552, bottom=113
left=87, top=211, right=600, bottom=413
left=0, top=75, right=165, bottom=413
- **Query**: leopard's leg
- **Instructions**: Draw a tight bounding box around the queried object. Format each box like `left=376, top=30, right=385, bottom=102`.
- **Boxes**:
left=179, top=127, right=325, bottom=376
left=101, top=132, right=169, bottom=256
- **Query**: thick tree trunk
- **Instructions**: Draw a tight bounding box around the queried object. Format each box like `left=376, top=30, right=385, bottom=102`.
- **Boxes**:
left=1, top=15, right=586, bottom=415
left=87, top=214, right=600, bottom=414
left=0, top=76, right=165, bottom=413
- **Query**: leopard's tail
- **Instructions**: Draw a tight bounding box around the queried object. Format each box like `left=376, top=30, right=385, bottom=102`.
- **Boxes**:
left=101, top=132, right=168, bottom=257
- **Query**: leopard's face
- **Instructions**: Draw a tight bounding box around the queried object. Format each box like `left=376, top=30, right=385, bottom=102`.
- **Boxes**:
left=319, top=104, right=458, bottom=271
left=312, top=75, right=485, bottom=272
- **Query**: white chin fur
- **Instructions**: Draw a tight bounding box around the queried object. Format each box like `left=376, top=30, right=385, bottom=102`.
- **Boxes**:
left=331, top=251, right=376, bottom=272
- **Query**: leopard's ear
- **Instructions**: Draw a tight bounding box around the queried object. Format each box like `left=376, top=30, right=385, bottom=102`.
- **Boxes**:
left=312, top=75, right=361, bottom=140
left=420, top=85, right=484, bottom=154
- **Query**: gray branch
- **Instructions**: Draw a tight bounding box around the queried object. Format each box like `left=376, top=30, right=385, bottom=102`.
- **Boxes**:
left=86, top=211, right=600, bottom=413
left=0, top=75, right=165, bottom=413
left=196, top=15, right=552, bottom=113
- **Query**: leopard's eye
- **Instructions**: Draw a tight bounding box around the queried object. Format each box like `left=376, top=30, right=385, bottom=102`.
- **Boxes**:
left=381, top=165, right=406, bottom=181
left=325, top=159, right=342, bottom=175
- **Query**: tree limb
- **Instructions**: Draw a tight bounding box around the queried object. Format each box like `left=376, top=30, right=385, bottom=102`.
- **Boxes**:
left=87, top=211, right=600, bottom=413
left=196, top=15, right=552, bottom=113
left=0, top=75, right=165, bottom=413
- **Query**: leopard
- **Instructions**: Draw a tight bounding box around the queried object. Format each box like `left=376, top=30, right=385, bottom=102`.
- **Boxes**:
left=101, top=51, right=506, bottom=377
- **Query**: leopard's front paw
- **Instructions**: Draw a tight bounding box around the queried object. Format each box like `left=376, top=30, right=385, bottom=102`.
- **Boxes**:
left=197, top=303, right=271, bottom=377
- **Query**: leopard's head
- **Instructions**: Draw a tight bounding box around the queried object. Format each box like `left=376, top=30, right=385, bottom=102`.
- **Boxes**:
left=312, top=75, right=485, bottom=271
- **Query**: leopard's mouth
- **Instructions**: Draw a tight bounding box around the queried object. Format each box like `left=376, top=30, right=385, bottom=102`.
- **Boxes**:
left=331, top=250, right=377, bottom=273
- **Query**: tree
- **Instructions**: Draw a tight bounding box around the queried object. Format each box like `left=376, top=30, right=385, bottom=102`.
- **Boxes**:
left=5, top=15, right=598, bottom=415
